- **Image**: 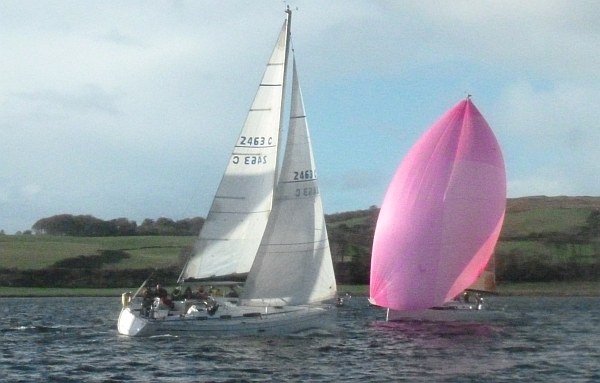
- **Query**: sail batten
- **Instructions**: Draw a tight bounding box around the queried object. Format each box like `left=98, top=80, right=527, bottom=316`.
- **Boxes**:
left=202, top=211, right=271, bottom=216
left=279, top=180, right=315, bottom=185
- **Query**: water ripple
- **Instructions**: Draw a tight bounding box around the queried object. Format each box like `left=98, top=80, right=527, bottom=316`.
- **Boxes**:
left=1, top=296, right=600, bottom=382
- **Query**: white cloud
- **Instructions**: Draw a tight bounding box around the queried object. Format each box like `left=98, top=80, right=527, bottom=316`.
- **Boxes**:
left=495, top=81, right=600, bottom=197
left=0, top=187, right=9, bottom=203
left=497, top=82, right=600, bottom=146
left=1, top=1, right=599, bottom=233
left=21, top=183, right=42, bottom=199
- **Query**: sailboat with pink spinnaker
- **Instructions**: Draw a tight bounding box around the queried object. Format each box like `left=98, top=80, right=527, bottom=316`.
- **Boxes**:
left=369, top=98, right=506, bottom=321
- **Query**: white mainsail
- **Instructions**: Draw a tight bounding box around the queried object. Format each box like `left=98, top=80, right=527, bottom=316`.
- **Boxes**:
left=179, top=17, right=291, bottom=282
left=241, top=57, right=337, bottom=306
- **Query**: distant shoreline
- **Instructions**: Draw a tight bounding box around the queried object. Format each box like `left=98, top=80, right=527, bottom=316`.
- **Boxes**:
left=1, top=281, right=599, bottom=298
left=339, top=281, right=600, bottom=297
left=494, top=281, right=600, bottom=297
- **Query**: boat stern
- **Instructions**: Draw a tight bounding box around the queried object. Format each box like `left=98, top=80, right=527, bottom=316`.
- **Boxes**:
left=117, top=307, right=148, bottom=336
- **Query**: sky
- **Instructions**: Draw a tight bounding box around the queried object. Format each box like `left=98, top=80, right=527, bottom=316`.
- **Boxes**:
left=1, top=1, right=599, bottom=234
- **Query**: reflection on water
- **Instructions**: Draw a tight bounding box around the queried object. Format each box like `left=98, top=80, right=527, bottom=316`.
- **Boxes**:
left=1, top=296, right=600, bottom=382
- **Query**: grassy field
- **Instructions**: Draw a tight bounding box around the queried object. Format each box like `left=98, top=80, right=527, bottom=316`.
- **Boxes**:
left=497, top=240, right=598, bottom=263
left=501, top=207, right=591, bottom=237
left=0, top=287, right=134, bottom=297
left=496, top=281, right=600, bottom=296
left=0, top=234, right=194, bottom=270
left=1, top=282, right=599, bottom=298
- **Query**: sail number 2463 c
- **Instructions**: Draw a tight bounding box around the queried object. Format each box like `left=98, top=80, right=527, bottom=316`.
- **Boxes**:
left=232, top=155, right=267, bottom=165
left=239, top=136, right=273, bottom=146
left=232, top=136, right=273, bottom=165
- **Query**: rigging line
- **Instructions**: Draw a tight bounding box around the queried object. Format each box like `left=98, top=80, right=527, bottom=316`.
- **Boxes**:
left=131, top=271, right=155, bottom=300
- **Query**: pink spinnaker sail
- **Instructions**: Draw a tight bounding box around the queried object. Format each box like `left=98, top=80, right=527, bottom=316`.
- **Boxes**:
left=369, top=99, right=506, bottom=311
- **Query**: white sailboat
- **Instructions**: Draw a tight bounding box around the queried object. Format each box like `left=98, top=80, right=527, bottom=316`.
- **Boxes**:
left=118, top=9, right=337, bottom=337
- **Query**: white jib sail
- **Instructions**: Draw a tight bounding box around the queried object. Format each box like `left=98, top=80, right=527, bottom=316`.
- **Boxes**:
left=179, top=18, right=291, bottom=281
left=241, top=57, right=337, bottom=306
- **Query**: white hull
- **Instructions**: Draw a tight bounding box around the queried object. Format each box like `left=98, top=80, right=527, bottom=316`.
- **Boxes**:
left=118, top=299, right=334, bottom=337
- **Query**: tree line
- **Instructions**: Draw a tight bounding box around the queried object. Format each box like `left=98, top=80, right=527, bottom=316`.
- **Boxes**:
left=32, top=214, right=204, bottom=236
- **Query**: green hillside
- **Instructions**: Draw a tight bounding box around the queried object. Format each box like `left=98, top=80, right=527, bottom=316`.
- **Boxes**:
left=502, top=196, right=600, bottom=237
left=0, top=196, right=598, bottom=288
left=0, top=235, right=194, bottom=270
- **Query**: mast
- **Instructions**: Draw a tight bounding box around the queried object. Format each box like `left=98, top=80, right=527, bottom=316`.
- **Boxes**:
left=286, top=5, right=292, bottom=35
left=274, top=6, right=293, bottom=188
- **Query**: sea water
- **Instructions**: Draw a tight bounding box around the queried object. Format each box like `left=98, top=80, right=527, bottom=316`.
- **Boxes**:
left=1, top=296, right=599, bottom=382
